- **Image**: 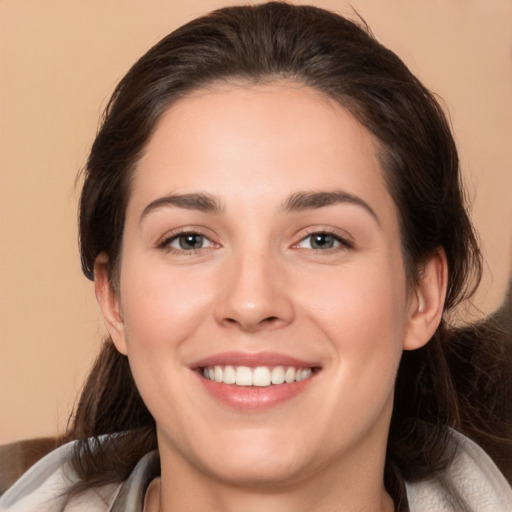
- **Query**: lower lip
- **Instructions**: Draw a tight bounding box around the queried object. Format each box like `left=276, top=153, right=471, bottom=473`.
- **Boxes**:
left=196, top=372, right=317, bottom=411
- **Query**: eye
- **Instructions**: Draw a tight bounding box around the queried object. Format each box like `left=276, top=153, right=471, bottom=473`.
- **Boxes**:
left=163, top=232, right=215, bottom=251
left=297, top=232, right=350, bottom=250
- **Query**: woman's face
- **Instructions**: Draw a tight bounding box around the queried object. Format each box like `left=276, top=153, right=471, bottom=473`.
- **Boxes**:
left=97, top=83, right=441, bottom=489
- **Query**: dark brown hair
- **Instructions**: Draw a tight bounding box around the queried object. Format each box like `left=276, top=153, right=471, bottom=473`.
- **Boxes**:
left=65, top=1, right=509, bottom=504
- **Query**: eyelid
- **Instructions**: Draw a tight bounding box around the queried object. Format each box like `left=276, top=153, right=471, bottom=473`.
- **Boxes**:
left=292, top=227, right=354, bottom=250
left=157, top=227, right=219, bottom=253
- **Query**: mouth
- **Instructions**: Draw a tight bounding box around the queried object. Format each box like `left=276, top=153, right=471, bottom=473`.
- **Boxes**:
left=192, top=353, right=321, bottom=411
left=191, top=352, right=321, bottom=410
left=200, top=365, right=315, bottom=387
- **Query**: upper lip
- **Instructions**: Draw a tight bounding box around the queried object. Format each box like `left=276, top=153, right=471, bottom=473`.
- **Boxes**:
left=190, top=351, right=321, bottom=369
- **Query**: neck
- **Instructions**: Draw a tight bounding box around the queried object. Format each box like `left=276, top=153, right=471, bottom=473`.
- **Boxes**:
left=146, top=476, right=394, bottom=512
left=147, top=431, right=395, bottom=512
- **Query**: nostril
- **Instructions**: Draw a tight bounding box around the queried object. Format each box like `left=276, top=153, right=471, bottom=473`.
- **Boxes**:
left=221, top=315, right=283, bottom=331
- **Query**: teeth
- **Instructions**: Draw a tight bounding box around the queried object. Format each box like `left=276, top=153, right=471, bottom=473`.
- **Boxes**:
left=235, top=366, right=253, bottom=386
left=223, top=365, right=236, bottom=384
left=214, top=366, right=223, bottom=383
left=253, top=367, right=271, bottom=387
left=295, top=368, right=312, bottom=382
left=271, top=366, right=285, bottom=385
left=285, top=367, right=295, bottom=383
left=201, top=365, right=314, bottom=387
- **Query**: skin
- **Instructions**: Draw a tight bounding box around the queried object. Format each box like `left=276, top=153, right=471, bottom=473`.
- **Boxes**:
left=95, top=83, right=447, bottom=512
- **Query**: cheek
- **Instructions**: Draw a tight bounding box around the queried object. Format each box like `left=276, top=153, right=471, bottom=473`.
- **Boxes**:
left=116, top=259, right=217, bottom=426
left=119, top=258, right=217, bottom=351
left=298, top=258, right=409, bottom=387
left=302, top=260, right=407, bottom=340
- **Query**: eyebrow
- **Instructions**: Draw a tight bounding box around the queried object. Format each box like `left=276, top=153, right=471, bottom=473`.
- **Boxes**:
left=140, top=189, right=379, bottom=225
left=282, top=190, right=380, bottom=225
left=140, top=192, right=223, bottom=222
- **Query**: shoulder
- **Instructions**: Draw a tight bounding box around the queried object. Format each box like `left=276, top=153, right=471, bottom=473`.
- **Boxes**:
left=0, top=440, right=121, bottom=511
left=405, top=430, right=512, bottom=511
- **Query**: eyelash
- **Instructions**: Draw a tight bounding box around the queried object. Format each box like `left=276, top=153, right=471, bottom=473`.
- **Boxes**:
left=158, top=231, right=216, bottom=254
left=294, top=229, right=354, bottom=252
left=158, top=228, right=353, bottom=255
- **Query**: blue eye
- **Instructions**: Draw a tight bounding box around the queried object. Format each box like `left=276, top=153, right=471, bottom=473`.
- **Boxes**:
left=298, top=232, right=348, bottom=250
left=166, top=233, right=213, bottom=251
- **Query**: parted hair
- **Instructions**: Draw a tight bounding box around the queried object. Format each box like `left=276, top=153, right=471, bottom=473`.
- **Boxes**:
left=65, top=1, right=510, bottom=505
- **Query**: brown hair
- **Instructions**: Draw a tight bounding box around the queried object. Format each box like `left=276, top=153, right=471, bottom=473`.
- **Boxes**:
left=65, top=1, right=509, bottom=504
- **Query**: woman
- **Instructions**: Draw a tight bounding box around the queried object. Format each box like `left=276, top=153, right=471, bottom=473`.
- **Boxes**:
left=1, top=2, right=510, bottom=511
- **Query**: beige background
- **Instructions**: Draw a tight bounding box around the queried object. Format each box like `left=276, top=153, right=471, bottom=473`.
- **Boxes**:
left=1, top=0, right=511, bottom=444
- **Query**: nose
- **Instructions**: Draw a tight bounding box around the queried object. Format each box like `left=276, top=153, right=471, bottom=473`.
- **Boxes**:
left=214, top=250, right=295, bottom=333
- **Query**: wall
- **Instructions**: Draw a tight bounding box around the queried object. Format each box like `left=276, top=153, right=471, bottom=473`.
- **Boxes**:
left=1, top=0, right=511, bottom=443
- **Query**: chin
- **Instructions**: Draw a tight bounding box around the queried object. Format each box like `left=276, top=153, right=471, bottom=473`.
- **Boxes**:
left=205, top=455, right=312, bottom=488
left=193, top=430, right=324, bottom=488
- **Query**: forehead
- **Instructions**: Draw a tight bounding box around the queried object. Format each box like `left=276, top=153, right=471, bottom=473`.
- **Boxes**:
left=130, top=83, right=395, bottom=222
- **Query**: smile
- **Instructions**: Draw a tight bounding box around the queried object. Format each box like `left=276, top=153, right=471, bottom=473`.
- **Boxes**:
left=201, top=365, right=314, bottom=387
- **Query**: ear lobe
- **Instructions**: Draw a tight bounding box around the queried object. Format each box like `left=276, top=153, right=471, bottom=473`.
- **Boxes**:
left=94, top=253, right=127, bottom=355
left=404, top=248, right=448, bottom=351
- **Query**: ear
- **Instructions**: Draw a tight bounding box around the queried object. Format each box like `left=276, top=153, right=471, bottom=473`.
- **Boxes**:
left=404, top=248, right=448, bottom=351
left=94, top=253, right=127, bottom=355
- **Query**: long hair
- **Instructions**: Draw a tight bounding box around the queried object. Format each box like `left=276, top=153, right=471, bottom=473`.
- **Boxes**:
left=64, top=1, right=509, bottom=500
